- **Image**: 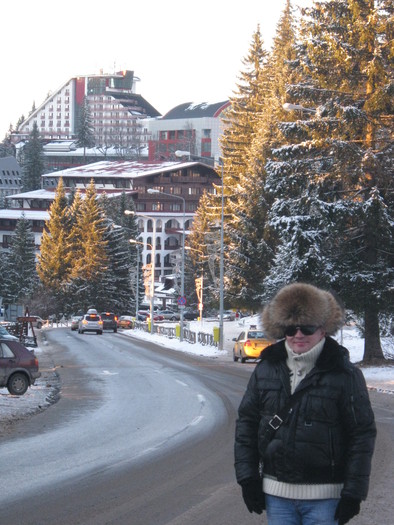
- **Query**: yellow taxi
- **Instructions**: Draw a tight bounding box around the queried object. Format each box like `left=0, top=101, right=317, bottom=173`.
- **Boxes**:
left=232, top=326, right=273, bottom=363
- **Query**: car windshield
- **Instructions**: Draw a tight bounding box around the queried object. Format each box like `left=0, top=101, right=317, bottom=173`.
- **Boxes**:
left=248, top=331, right=265, bottom=339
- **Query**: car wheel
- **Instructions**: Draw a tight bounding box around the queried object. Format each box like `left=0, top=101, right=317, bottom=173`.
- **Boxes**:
left=113, top=328, right=117, bottom=333
left=240, top=354, right=247, bottom=363
left=36, top=322, right=42, bottom=329
left=7, top=373, right=29, bottom=395
left=98, top=331, right=103, bottom=335
left=233, top=349, right=239, bottom=362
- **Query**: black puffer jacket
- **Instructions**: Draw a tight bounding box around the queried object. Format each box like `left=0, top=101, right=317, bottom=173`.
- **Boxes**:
left=234, top=337, right=376, bottom=500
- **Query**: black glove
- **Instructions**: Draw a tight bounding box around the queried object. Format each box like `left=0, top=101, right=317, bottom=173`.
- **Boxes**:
left=334, top=496, right=361, bottom=524
left=240, top=479, right=265, bottom=514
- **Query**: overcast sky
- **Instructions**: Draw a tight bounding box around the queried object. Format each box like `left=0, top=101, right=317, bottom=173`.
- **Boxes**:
left=1, top=0, right=313, bottom=139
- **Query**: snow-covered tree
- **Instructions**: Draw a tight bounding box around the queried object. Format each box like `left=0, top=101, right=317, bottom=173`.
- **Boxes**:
left=264, top=0, right=393, bottom=361
left=2, top=213, right=38, bottom=305
left=76, top=96, right=95, bottom=162
left=21, top=122, right=45, bottom=191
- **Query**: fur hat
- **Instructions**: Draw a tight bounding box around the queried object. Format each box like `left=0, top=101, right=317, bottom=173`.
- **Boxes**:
left=261, top=283, right=345, bottom=340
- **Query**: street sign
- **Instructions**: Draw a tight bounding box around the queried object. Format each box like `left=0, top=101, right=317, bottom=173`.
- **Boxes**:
left=177, top=296, right=187, bottom=306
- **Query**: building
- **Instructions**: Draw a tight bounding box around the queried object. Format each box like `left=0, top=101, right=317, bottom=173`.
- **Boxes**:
left=147, top=101, right=230, bottom=163
left=15, top=70, right=161, bottom=153
left=0, top=157, right=23, bottom=202
left=2, top=160, right=221, bottom=282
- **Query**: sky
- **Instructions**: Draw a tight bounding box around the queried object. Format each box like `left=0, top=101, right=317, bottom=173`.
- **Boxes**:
left=0, top=0, right=314, bottom=139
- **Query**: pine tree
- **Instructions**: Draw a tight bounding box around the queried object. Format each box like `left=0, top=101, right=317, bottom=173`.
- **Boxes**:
left=3, top=214, right=38, bottom=305
left=76, top=96, right=95, bottom=162
left=37, top=178, right=72, bottom=293
left=224, top=2, right=300, bottom=307
left=21, top=122, right=45, bottom=190
left=98, top=219, right=134, bottom=313
left=264, top=0, right=393, bottom=361
left=68, top=180, right=108, bottom=310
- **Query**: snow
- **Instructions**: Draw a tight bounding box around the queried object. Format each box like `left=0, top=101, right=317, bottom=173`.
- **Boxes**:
left=0, top=317, right=393, bottom=423
left=118, top=316, right=394, bottom=392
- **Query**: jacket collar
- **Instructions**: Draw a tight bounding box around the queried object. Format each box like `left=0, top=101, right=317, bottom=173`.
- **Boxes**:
left=261, top=336, right=350, bottom=373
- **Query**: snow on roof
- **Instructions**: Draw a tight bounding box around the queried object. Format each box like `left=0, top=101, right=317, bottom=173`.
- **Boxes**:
left=42, top=160, right=214, bottom=180
left=0, top=209, right=49, bottom=221
left=6, top=189, right=56, bottom=200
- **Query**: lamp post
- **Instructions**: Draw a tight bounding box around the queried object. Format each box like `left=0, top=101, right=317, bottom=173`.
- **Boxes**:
left=147, top=188, right=186, bottom=342
left=125, top=210, right=156, bottom=335
left=218, top=160, right=224, bottom=351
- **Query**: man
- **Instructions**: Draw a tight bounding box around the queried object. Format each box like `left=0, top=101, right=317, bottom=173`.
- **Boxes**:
left=234, top=283, right=376, bottom=525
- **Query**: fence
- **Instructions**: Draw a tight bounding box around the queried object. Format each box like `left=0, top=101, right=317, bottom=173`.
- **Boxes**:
left=133, top=321, right=217, bottom=347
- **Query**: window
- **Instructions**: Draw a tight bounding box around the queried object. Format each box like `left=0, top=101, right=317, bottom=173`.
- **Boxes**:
left=170, top=203, right=181, bottom=211
left=203, top=129, right=211, bottom=138
left=152, top=202, right=164, bottom=211
left=188, top=187, right=199, bottom=195
left=0, top=342, right=14, bottom=358
left=136, top=203, right=146, bottom=211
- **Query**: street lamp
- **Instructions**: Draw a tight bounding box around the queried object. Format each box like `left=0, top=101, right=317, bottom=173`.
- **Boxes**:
left=218, top=160, right=224, bottom=351
left=147, top=188, right=186, bottom=342
left=125, top=210, right=156, bottom=335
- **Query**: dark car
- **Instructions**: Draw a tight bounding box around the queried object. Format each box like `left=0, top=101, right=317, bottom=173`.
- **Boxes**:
left=183, top=308, right=199, bottom=320
left=100, top=312, right=118, bottom=332
left=0, top=339, right=41, bottom=395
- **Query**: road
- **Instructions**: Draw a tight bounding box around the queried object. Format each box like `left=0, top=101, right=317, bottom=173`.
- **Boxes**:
left=0, top=328, right=393, bottom=524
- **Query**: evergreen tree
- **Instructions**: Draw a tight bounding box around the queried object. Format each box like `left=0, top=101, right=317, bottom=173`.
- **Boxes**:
left=0, top=125, right=16, bottom=157
left=264, top=0, right=393, bottom=361
left=98, top=219, right=134, bottom=313
left=37, top=178, right=72, bottom=296
left=186, top=192, right=217, bottom=308
left=2, top=214, right=38, bottom=305
left=76, top=96, right=95, bottom=162
left=67, top=180, right=108, bottom=310
left=22, top=121, right=45, bottom=191
left=224, top=2, right=299, bottom=307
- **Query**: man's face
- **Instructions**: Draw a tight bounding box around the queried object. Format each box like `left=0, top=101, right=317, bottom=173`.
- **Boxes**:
left=285, top=327, right=326, bottom=354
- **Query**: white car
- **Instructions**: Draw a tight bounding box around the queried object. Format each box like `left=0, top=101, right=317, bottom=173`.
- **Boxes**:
left=78, top=313, right=103, bottom=335
left=157, top=309, right=180, bottom=321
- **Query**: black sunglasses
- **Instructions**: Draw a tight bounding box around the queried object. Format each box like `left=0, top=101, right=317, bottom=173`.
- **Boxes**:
left=284, top=325, right=320, bottom=337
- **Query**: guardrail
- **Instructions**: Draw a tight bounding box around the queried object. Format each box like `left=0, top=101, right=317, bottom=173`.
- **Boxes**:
left=132, top=320, right=217, bottom=347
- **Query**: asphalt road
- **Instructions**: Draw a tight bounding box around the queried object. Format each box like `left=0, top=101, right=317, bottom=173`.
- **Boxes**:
left=0, top=328, right=393, bottom=525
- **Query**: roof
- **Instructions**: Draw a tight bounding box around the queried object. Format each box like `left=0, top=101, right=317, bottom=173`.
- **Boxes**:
left=42, top=160, right=218, bottom=180
left=0, top=209, right=49, bottom=221
left=162, top=101, right=230, bottom=120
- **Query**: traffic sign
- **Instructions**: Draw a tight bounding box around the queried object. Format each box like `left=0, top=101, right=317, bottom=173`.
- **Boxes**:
left=177, top=296, right=187, bottom=306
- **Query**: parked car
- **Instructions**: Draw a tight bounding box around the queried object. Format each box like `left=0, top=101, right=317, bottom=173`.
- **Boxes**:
left=78, top=313, right=103, bottom=335
left=117, top=315, right=134, bottom=329
left=0, top=326, right=18, bottom=341
left=232, top=328, right=273, bottom=363
left=70, top=316, right=83, bottom=331
left=100, top=312, right=118, bottom=332
left=0, top=338, right=41, bottom=395
left=137, top=311, right=164, bottom=322
left=183, top=309, right=199, bottom=321
left=218, top=310, right=236, bottom=321
left=29, top=316, right=45, bottom=329
left=157, top=309, right=180, bottom=321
